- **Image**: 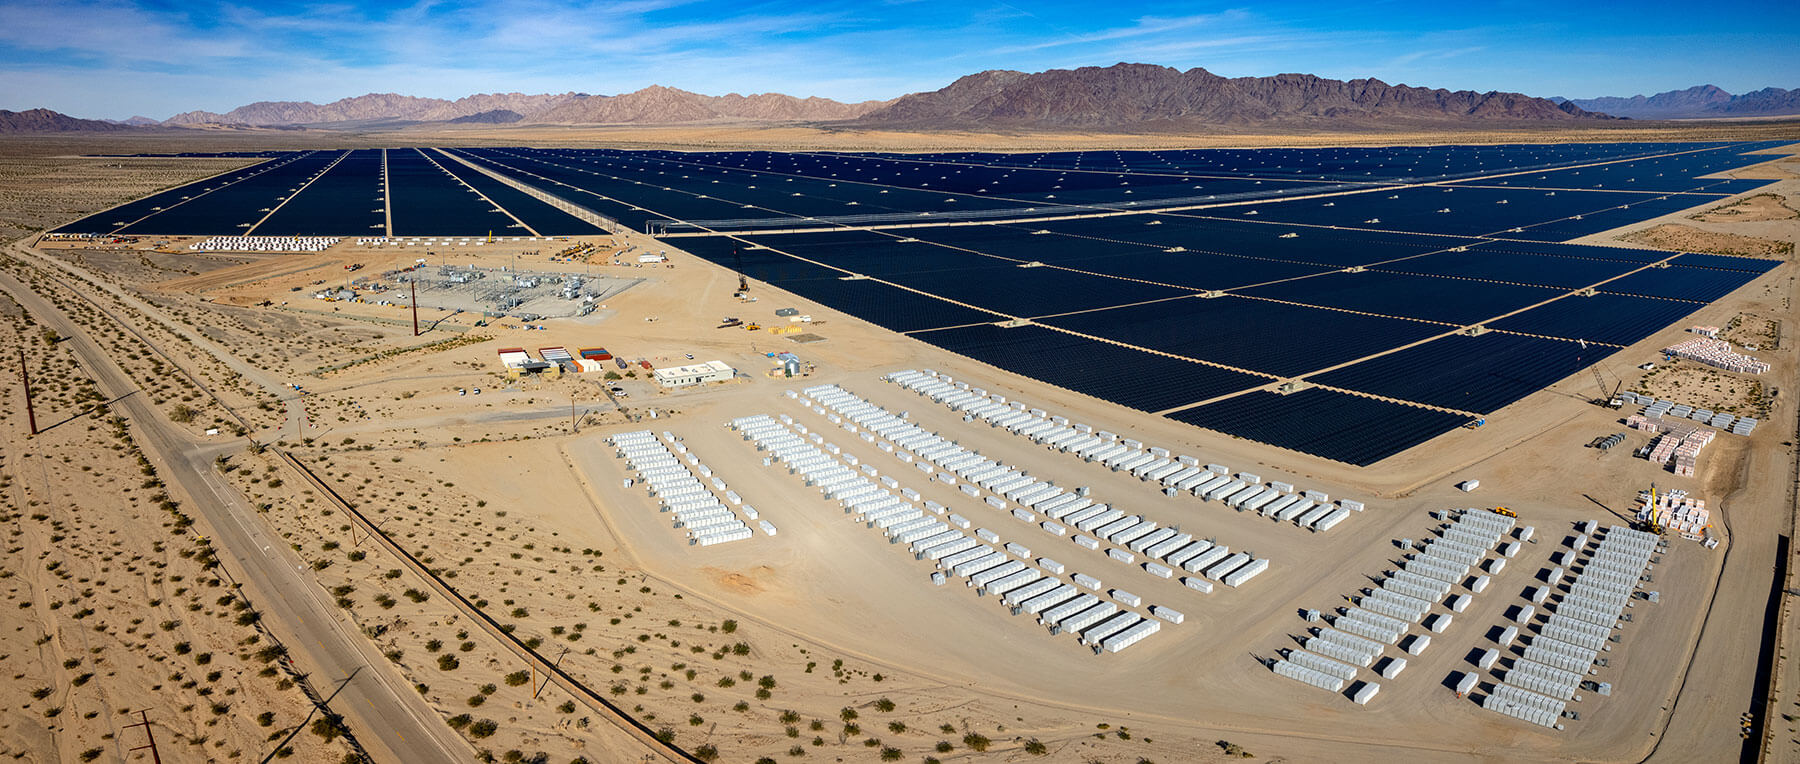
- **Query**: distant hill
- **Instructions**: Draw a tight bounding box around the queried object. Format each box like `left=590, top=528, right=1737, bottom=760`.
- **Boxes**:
left=163, top=92, right=584, bottom=126
left=850, top=63, right=1613, bottom=131
left=447, top=109, right=524, bottom=124
left=0, top=108, right=136, bottom=133
left=529, top=86, right=889, bottom=124
left=160, top=88, right=887, bottom=126
left=1560, top=85, right=1800, bottom=119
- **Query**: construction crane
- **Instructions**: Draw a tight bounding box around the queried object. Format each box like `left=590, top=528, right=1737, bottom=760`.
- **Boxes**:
left=1580, top=339, right=1623, bottom=406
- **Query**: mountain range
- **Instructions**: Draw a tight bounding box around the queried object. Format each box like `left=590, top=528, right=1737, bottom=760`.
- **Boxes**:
left=159, top=87, right=889, bottom=127
left=1558, top=85, right=1800, bottom=119
left=851, top=63, right=1608, bottom=130
left=0, top=108, right=135, bottom=132
left=4, top=64, right=1796, bottom=133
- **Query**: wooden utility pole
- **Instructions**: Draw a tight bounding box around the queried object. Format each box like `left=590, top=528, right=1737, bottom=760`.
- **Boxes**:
left=410, top=279, right=419, bottom=337
left=19, top=348, right=36, bottom=436
left=125, top=709, right=162, bottom=764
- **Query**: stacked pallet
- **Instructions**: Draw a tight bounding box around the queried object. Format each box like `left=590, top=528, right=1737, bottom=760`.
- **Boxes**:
left=1662, top=337, right=1769, bottom=374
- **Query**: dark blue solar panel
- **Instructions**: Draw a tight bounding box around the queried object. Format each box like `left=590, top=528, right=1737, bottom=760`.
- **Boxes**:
left=1473, top=240, right=1668, bottom=264
left=766, top=272, right=1000, bottom=333
left=1491, top=294, right=1702, bottom=346
left=1376, top=248, right=1640, bottom=289
left=912, top=324, right=1268, bottom=412
left=1311, top=333, right=1622, bottom=414
left=1165, top=388, right=1471, bottom=466
left=1038, top=296, right=1446, bottom=378
left=246, top=150, right=387, bottom=236
left=1233, top=271, right=1564, bottom=325
left=1600, top=265, right=1765, bottom=302
left=1669, top=253, right=1783, bottom=273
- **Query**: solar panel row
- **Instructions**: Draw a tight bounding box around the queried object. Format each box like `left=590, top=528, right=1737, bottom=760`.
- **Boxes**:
left=1164, top=388, right=1474, bottom=467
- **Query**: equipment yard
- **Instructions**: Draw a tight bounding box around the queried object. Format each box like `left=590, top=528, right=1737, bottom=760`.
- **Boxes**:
left=1, top=132, right=1797, bottom=764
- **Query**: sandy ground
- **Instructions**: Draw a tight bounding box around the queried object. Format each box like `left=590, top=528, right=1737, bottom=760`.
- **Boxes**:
left=0, top=133, right=1796, bottom=763
left=0, top=268, right=348, bottom=762
left=1623, top=223, right=1795, bottom=257
left=1692, top=193, right=1799, bottom=223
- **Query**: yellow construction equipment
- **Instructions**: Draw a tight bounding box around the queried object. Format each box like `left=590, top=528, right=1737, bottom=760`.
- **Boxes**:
left=1489, top=507, right=1518, bottom=518
left=744, top=323, right=762, bottom=331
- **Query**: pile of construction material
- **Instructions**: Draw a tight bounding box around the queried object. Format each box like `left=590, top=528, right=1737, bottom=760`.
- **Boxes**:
left=608, top=430, right=754, bottom=546
left=1635, top=489, right=1712, bottom=541
left=1662, top=337, right=1770, bottom=374
left=1623, top=393, right=1757, bottom=435
left=1638, top=418, right=1717, bottom=477
left=886, top=369, right=1359, bottom=533
left=188, top=235, right=340, bottom=252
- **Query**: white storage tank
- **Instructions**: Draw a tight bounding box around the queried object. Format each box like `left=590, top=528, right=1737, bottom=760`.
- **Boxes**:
left=1005, top=542, right=1032, bottom=558
left=1513, top=604, right=1536, bottom=624
left=1518, top=525, right=1536, bottom=543
left=1470, top=575, right=1490, bottom=594
left=976, top=528, right=1001, bottom=544
left=1458, top=479, right=1480, bottom=492
left=1144, top=562, right=1174, bottom=579
left=1530, top=587, right=1550, bottom=604
left=1106, top=548, right=1135, bottom=564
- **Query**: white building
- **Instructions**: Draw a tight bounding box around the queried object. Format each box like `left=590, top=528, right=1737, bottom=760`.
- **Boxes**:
left=652, top=360, right=734, bottom=388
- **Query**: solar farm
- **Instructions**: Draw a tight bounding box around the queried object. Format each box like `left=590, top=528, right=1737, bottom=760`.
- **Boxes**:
left=58, top=140, right=1787, bottom=465
left=37, top=138, right=1799, bottom=762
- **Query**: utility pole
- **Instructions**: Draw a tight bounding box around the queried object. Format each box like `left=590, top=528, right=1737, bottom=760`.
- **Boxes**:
left=125, top=709, right=163, bottom=764
left=19, top=348, right=36, bottom=436
left=410, top=279, right=419, bottom=337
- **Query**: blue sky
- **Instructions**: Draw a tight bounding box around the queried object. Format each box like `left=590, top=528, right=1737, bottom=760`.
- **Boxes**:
left=1, top=0, right=1795, bottom=120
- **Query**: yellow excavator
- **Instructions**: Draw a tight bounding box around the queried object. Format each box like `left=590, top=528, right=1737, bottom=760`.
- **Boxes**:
left=1489, top=506, right=1518, bottom=518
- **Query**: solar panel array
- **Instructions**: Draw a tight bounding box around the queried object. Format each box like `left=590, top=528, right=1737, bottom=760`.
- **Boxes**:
left=650, top=141, right=1781, bottom=465
left=51, top=140, right=1789, bottom=464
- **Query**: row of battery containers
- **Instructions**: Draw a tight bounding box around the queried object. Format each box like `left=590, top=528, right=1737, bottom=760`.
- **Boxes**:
left=1272, top=648, right=1388, bottom=704
left=1482, top=524, right=1657, bottom=729
left=736, top=412, right=1181, bottom=655
left=802, top=382, right=1267, bottom=591
left=608, top=431, right=757, bottom=545
left=1307, top=509, right=1519, bottom=673
left=886, top=369, right=1359, bottom=531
